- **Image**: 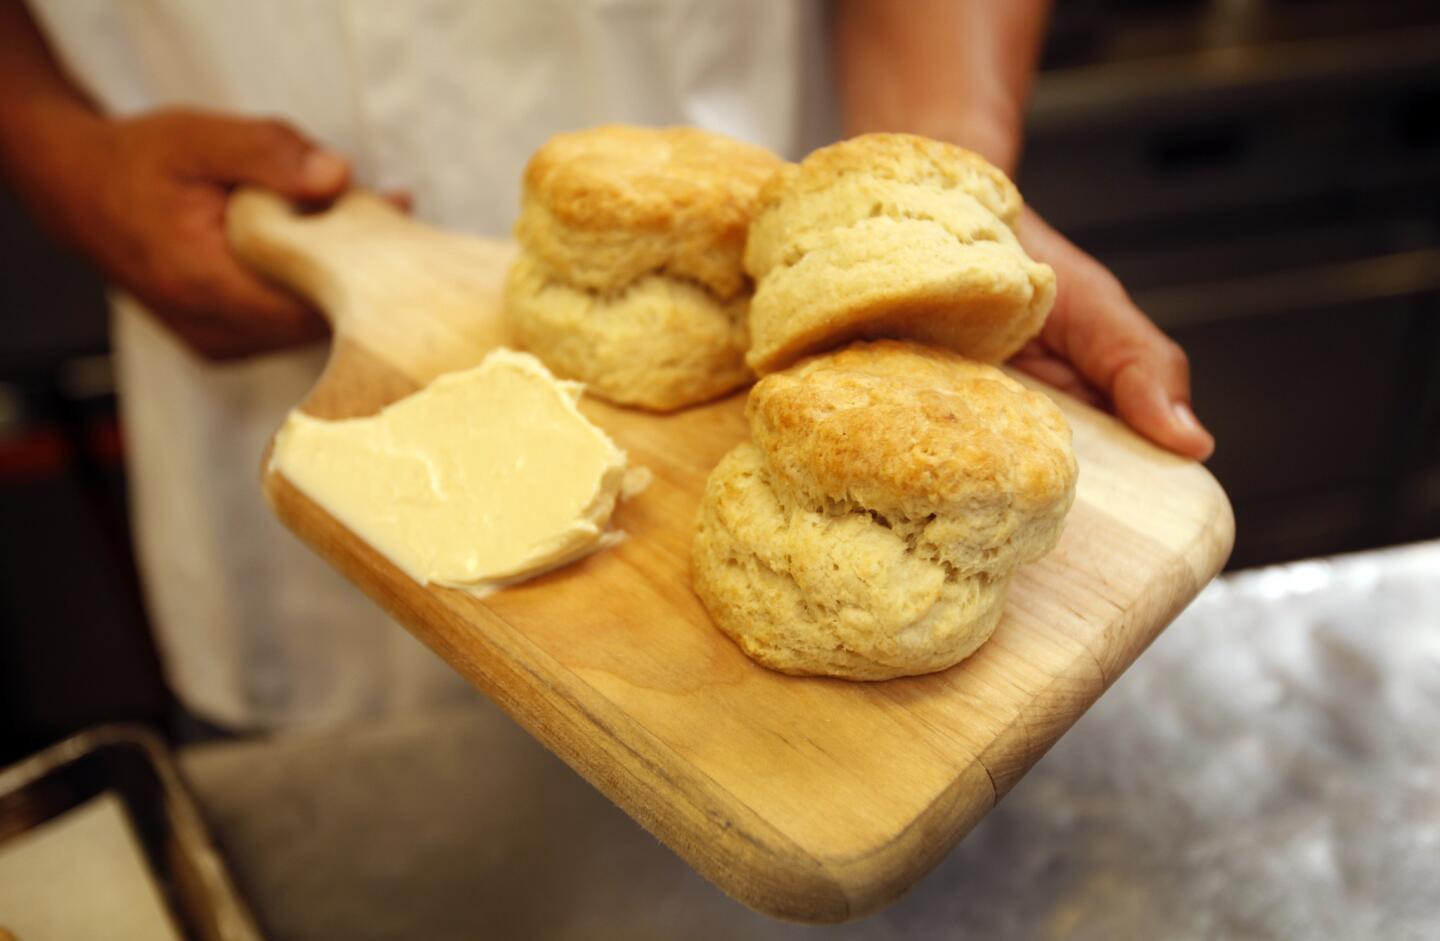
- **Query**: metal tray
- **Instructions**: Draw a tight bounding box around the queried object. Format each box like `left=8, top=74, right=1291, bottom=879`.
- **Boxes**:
left=0, top=724, right=263, bottom=941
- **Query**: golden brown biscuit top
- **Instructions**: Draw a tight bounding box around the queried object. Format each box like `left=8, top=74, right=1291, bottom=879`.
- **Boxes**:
left=754, top=133, right=1023, bottom=231
left=747, top=340, right=1075, bottom=520
left=522, top=125, right=784, bottom=235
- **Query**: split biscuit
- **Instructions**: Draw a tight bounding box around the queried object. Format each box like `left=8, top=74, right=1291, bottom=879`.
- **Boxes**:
left=744, top=133, right=1055, bottom=375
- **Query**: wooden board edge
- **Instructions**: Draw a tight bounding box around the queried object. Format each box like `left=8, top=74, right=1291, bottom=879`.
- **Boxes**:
left=759, top=470, right=1234, bottom=921
left=978, top=472, right=1235, bottom=796
left=1183, top=465, right=1238, bottom=583
left=808, top=762, right=998, bottom=921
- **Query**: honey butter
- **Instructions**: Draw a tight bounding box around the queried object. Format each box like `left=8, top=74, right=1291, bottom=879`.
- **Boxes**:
left=271, top=349, right=632, bottom=594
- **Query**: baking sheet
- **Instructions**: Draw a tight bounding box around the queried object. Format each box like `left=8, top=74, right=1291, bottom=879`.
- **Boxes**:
left=0, top=792, right=183, bottom=941
left=0, top=726, right=263, bottom=941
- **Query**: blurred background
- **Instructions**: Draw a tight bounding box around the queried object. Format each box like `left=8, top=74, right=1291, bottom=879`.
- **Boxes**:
left=1, top=0, right=1438, bottom=765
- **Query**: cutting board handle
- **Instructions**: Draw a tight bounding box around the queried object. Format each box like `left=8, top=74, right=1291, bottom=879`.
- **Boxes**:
left=227, top=188, right=517, bottom=400
left=228, top=188, right=405, bottom=326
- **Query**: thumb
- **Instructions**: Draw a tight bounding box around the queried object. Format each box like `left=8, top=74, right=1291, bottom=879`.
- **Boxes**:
left=1059, top=292, right=1216, bottom=461
left=1021, top=208, right=1215, bottom=461
left=1110, top=355, right=1215, bottom=461
left=177, top=114, right=350, bottom=200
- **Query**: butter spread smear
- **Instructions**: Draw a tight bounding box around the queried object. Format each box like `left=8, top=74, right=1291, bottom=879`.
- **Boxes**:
left=271, top=349, right=631, bottom=594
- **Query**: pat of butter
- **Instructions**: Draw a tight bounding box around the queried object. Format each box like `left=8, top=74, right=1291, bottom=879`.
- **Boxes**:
left=271, top=349, right=631, bottom=594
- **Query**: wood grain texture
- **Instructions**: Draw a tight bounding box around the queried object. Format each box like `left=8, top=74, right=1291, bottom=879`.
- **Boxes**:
left=229, top=189, right=1235, bottom=923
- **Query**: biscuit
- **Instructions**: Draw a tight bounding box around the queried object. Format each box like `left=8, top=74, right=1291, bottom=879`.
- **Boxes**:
left=744, top=133, right=1055, bottom=375
left=504, top=250, right=750, bottom=411
left=691, top=340, right=1077, bottom=680
left=516, top=125, right=784, bottom=300
left=748, top=340, right=1076, bottom=577
left=693, top=444, right=1010, bottom=679
left=509, top=125, right=784, bottom=410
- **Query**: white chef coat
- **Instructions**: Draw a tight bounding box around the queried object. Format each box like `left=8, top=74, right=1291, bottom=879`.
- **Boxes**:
left=28, top=0, right=839, bottom=730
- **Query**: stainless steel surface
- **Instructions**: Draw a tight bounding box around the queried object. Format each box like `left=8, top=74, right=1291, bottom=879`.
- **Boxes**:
left=0, top=725, right=264, bottom=941
left=183, top=542, right=1440, bottom=940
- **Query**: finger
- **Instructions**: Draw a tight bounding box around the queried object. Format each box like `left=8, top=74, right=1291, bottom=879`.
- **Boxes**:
left=1009, top=342, right=1106, bottom=406
left=143, top=314, right=247, bottom=361
left=382, top=189, right=414, bottom=214
left=166, top=264, right=329, bottom=360
left=174, top=113, right=350, bottom=201
left=1021, top=210, right=1215, bottom=460
left=1110, top=357, right=1214, bottom=460
left=210, top=260, right=329, bottom=345
left=174, top=274, right=329, bottom=360
left=1056, top=296, right=1215, bottom=460
left=200, top=238, right=330, bottom=351
left=139, top=270, right=307, bottom=360
left=1063, top=298, right=1215, bottom=461
left=162, top=195, right=330, bottom=357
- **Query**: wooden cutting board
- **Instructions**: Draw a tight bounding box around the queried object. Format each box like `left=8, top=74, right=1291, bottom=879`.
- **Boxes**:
left=229, top=189, right=1234, bottom=923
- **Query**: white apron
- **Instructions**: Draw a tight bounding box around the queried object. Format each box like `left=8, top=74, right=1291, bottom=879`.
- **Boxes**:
left=29, top=0, right=838, bottom=730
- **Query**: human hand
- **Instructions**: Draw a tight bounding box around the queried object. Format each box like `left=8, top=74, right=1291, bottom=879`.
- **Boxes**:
left=1011, top=208, right=1216, bottom=460
left=32, top=109, right=352, bottom=359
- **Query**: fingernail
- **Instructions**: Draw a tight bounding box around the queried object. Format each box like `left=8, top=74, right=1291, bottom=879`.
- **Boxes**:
left=1172, top=401, right=1202, bottom=433
left=302, top=150, right=349, bottom=190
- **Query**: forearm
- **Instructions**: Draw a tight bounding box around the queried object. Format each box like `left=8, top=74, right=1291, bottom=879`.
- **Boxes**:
left=0, top=0, right=110, bottom=242
left=833, top=0, right=1050, bottom=174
